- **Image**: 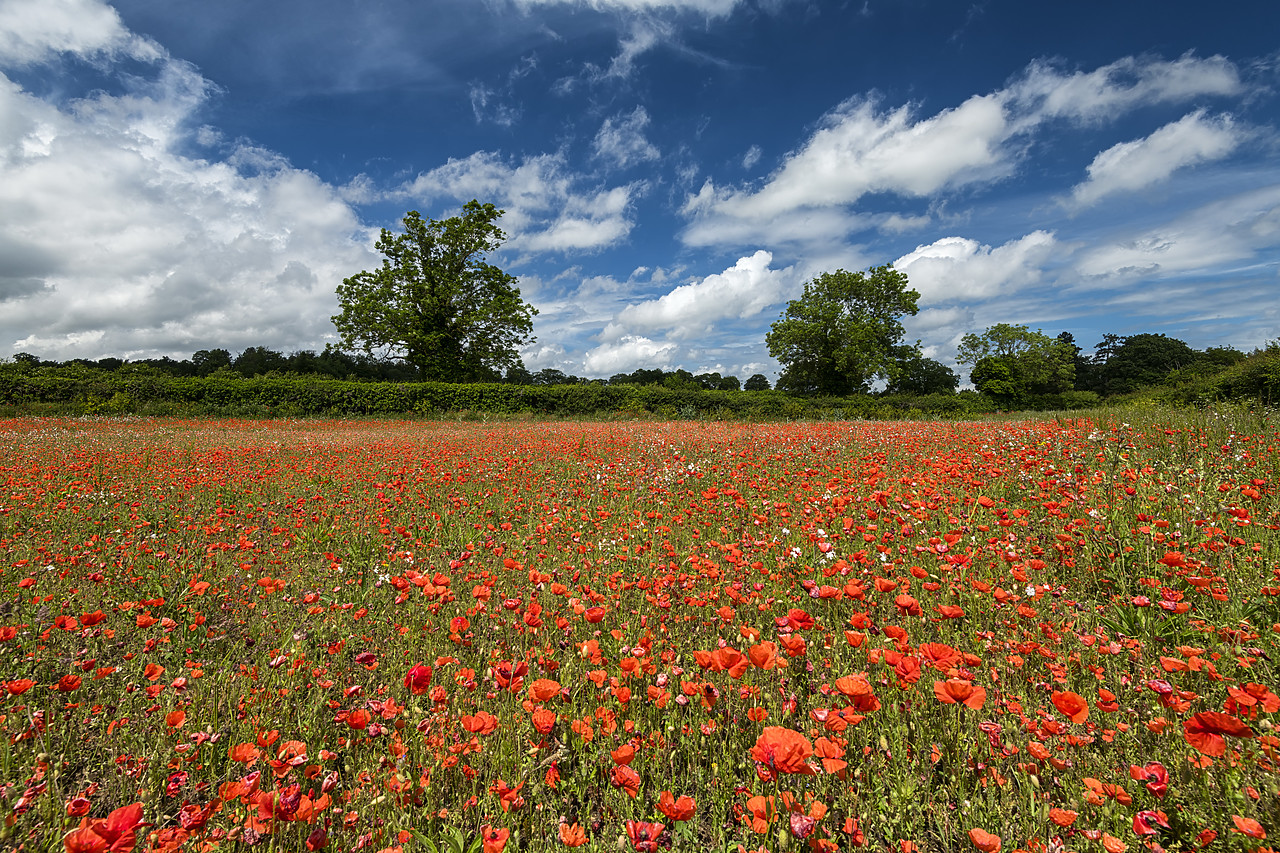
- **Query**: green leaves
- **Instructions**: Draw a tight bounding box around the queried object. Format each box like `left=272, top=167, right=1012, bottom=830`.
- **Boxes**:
left=333, top=201, right=537, bottom=383
left=766, top=265, right=919, bottom=396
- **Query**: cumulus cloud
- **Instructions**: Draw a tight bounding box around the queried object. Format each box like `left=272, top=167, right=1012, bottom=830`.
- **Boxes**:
left=0, top=0, right=161, bottom=65
left=1069, top=111, right=1240, bottom=207
left=396, top=151, right=640, bottom=253
left=582, top=334, right=678, bottom=374
left=605, top=250, right=793, bottom=340
left=593, top=106, right=660, bottom=169
left=0, top=2, right=377, bottom=360
left=893, top=231, right=1057, bottom=302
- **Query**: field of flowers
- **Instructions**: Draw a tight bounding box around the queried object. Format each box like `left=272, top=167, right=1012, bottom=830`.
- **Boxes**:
left=2, top=410, right=1278, bottom=853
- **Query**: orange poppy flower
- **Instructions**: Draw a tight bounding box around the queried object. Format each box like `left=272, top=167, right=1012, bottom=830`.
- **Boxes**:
left=934, top=679, right=986, bottom=710
left=1051, top=691, right=1088, bottom=724
left=1048, top=808, right=1078, bottom=827
left=558, top=822, right=587, bottom=847
left=528, top=679, right=561, bottom=702
left=531, top=708, right=557, bottom=735
left=968, top=828, right=1001, bottom=853
left=748, top=642, right=779, bottom=670
left=611, top=744, right=636, bottom=766
left=480, top=825, right=509, bottom=853
left=462, top=711, right=499, bottom=735
left=745, top=795, right=774, bottom=833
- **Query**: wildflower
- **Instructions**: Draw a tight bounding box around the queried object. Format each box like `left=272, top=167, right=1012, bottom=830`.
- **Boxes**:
left=1231, top=815, right=1266, bottom=839
left=611, top=764, right=641, bottom=798
left=1183, top=712, right=1254, bottom=756
left=62, top=802, right=145, bottom=853
left=933, top=679, right=986, bottom=710
left=968, top=828, right=1000, bottom=853
left=656, top=791, right=696, bottom=821
left=480, top=825, right=509, bottom=853
left=1051, top=691, right=1088, bottom=724
left=749, top=727, right=815, bottom=778
left=1133, top=810, right=1170, bottom=837
left=625, top=820, right=665, bottom=852
left=558, top=822, right=587, bottom=847
left=403, top=664, right=433, bottom=695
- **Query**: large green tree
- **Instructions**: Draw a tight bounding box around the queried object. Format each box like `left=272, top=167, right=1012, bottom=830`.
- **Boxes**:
left=333, top=201, right=537, bottom=382
left=765, top=265, right=919, bottom=396
left=957, top=323, right=1075, bottom=405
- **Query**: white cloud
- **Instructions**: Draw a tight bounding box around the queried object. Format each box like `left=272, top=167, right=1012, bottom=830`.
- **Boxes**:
left=593, top=106, right=660, bottom=169
left=712, top=93, right=1011, bottom=221
left=0, top=0, right=161, bottom=66
left=0, top=5, right=378, bottom=360
left=606, top=250, right=793, bottom=339
left=582, top=334, right=678, bottom=374
left=397, top=151, right=640, bottom=253
left=512, top=0, right=742, bottom=17
left=1008, top=53, right=1242, bottom=126
left=680, top=53, right=1247, bottom=248
left=1075, top=184, right=1280, bottom=280
left=1069, top=110, right=1240, bottom=207
left=893, top=231, right=1057, bottom=301
left=741, top=144, right=762, bottom=170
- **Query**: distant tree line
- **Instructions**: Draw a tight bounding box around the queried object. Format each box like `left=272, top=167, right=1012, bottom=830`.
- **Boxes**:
left=5, top=349, right=774, bottom=393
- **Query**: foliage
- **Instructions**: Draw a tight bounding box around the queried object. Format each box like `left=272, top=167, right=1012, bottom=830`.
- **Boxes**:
left=1, top=410, right=1278, bottom=851
left=333, top=201, right=537, bottom=382
left=958, top=324, right=1075, bottom=405
left=884, top=345, right=959, bottom=395
left=766, top=265, right=919, bottom=396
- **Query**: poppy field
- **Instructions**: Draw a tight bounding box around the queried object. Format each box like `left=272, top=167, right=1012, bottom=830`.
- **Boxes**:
left=3, top=410, right=1279, bottom=853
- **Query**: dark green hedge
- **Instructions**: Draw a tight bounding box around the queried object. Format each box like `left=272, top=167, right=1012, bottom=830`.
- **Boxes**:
left=0, top=365, right=1123, bottom=419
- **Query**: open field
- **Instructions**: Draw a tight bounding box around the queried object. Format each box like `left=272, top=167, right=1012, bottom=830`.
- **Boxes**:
left=2, top=410, right=1279, bottom=852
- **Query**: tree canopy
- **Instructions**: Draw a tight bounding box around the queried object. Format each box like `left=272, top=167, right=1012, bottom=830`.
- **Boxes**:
left=765, top=265, right=919, bottom=396
left=957, top=324, right=1075, bottom=405
left=333, top=201, right=537, bottom=383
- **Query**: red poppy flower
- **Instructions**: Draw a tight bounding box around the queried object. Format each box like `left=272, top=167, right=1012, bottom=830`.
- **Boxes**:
left=64, top=802, right=145, bottom=853
left=933, top=679, right=986, bottom=710
left=7, top=678, right=35, bottom=695
left=968, top=828, right=1001, bottom=853
left=750, top=727, right=815, bottom=776
left=656, top=791, right=696, bottom=821
left=1183, top=712, right=1254, bottom=756
left=625, top=820, right=665, bottom=853
left=531, top=708, right=557, bottom=734
left=480, top=825, right=510, bottom=853
left=1133, top=810, right=1170, bottom=837
left=462, top=711, right=499, bottom=735
left=403, top=664, right=433, bottom=695
left=611, top=764, right=641, bottom=798
left=1128, top=761, right=1168, bottom=798
left=1231, top=815, right=1266, bottom=839
left=1051, top=691, right=1088, bottom=724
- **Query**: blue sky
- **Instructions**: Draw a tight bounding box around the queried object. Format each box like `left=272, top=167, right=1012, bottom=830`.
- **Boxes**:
left=1, top=0, right=1277, bottom=382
